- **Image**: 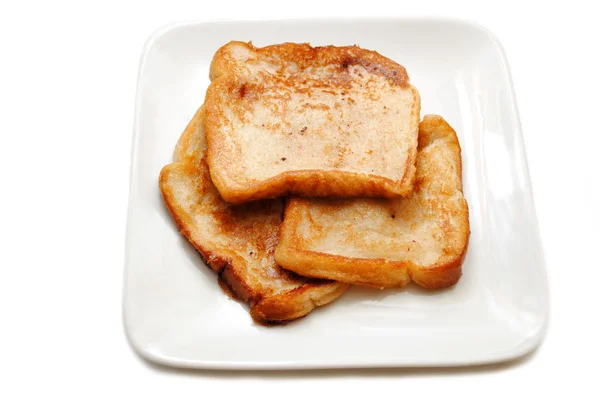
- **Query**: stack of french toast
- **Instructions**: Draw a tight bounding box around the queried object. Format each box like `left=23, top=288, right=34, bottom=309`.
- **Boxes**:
left=159, top=41, right=470, bottom=325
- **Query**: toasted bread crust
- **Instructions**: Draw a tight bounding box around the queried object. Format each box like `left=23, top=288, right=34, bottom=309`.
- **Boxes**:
left=275, top=115, right=470, bottom=289
left=205, top=41, right=420, bottom=204
left=205, top=163, right=418, bottom=205
left=159, top=106, right=348, bottom=325
left=209, top=42, right=411, bottom=87
left=250, top=280, right=350, bottom=325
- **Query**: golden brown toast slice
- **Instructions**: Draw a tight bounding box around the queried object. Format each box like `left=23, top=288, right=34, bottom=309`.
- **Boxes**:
left=275, top=115, right=470, bottom=289
left=204, top=41, right=421, bottom=204
left=159, top=106, right=348, bottom=325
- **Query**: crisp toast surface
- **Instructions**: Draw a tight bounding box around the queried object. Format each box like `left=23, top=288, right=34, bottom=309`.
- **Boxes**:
left=159, top=106, right=348, bottom=325
left=275, top=115, right=470, bottom=289
left=205, top=41, right=421, bottom=204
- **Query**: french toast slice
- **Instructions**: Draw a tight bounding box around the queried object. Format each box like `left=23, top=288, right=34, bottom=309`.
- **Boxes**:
left=275, top=115, right=470, bottom=289
left=204, top=41, right=421, bottom=204
left=159, top=106, right=348, bottom=325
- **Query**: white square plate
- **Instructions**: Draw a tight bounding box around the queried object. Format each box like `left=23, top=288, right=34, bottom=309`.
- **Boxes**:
left=124, top=18, right=548, bottom=369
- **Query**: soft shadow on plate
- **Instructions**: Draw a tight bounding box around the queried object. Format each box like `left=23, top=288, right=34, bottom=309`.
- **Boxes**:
left=130, top=345, right=541, bottom=379
left=341, top=281, right=457, bottom=306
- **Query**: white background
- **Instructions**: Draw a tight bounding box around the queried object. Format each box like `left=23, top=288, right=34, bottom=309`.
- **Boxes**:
left=1, top=1, right=598, bottom=399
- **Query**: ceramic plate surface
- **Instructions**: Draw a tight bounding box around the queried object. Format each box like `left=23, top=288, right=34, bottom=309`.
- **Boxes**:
left=124, top=18, right=548, bottom=369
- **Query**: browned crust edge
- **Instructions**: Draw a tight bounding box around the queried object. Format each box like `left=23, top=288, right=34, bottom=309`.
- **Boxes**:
left=397, top=85, right=421, bottom=193
left=210, top=41, right=411, bottom=87
left=159, top=164, right=348, bottom=325
left=207, top=167, right=418, bottom=204
left=204, top=41, right=420, bottom=204
left=250, top=281, right=351, bottom=325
